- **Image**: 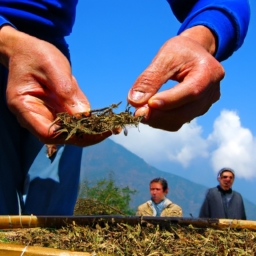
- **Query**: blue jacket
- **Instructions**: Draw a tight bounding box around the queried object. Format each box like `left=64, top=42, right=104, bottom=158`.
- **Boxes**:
left=0, top=0, right=78, bottom=37
left=168, top=0, right=250, bottom=61
left=0, top=0, right=250, bottom=61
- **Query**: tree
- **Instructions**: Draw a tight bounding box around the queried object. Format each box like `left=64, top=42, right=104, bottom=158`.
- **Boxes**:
left=74, top=173, right=137, bottom=215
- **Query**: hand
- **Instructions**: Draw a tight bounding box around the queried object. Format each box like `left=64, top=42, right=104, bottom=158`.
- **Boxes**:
left=128, top=26, right=225, bottom=131
left=0, top=25, right=112, bottom=146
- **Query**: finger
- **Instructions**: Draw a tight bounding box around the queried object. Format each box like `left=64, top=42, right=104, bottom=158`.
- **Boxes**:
left=137, top=88, right=220, bottom=132
left=43, top=74, right=91, bottom=115
left=21, top=109, right=114, bottom=146
left=59, top=76, right=91, bottom=114
left=128, top=36, right=224, bottom=111
left=133, top=72, right=221, bottom=123
left=133, top=104, right=151, bottom=120
left=127, top=69, right=166, bottom=107
left=127, top=41, right=179, bottom=107
left=12, top=96, right=57, bottom=140
left=148, top=66, right=221, bottom=111
left=25, top=40, right=91, bottom=115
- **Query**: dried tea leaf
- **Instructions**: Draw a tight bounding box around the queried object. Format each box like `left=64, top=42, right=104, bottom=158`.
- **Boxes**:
left=50, top=102, right=143, bottom=139
left=46, top=102, right=143, bottom=157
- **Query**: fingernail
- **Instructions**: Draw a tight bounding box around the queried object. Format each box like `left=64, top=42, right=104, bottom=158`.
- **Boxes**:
left=129, top=90, right=145, bottom=101
left=135, top=105, right=150, bottom=119
left=149, top=99, right=164, bottom=107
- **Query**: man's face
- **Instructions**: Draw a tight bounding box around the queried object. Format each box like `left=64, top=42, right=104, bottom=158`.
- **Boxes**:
left=150, top=182, right=168, bottom=203
left=218, top=171, right=234, bottom=190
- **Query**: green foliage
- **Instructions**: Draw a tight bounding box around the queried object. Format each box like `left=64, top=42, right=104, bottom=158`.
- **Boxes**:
left=76, top=173, right=137, bottom=215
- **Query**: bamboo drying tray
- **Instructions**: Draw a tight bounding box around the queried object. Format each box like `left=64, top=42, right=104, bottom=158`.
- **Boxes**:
left=0, top=215, right=255, bottom=230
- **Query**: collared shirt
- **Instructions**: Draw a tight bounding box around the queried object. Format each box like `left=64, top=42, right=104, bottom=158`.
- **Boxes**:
left=151, top=198, right=167, bottom=216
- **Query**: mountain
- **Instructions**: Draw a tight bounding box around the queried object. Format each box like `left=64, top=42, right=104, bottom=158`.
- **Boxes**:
left=80, top=139, right=256, bottom=220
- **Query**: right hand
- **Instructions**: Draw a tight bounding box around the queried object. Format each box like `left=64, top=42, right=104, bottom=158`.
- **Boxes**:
left=128, top=26, right=225, bottom=131
left=0, top=25, right=113, bottom=147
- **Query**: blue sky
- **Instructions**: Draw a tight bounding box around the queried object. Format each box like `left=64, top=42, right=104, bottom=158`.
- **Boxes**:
left=66, top=1, right=256, bottom=204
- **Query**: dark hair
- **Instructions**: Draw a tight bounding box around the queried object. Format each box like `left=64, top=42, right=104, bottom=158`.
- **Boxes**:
left=150, top=177, right=168, bottom=191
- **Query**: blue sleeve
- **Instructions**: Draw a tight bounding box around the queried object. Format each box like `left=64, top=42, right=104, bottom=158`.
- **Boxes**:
left=0, top=7, right=17, bottom=29
left=167, top=0, right=250, bottom=62
left=0, top=16, right=13, bottom=27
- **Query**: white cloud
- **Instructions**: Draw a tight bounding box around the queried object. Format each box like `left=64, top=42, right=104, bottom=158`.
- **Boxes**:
left=111, top=120, right=208, bottom=168
left=208, top=110, right=256, bottom=179
left=111, top=109, right=256, bottom=180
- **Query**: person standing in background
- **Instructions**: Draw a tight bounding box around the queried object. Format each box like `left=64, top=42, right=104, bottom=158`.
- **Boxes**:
left=199, top=168, right=246, bottom=220
left=136, top=178, right=182, bottom=217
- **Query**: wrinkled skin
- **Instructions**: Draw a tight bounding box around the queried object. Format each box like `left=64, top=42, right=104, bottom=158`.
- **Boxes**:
left=0, top=25, right=112, bottom=146
left=128, top=26, right=225, bottom=131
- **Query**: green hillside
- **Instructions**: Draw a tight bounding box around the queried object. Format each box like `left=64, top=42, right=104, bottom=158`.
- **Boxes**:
left=80, top=139, right=256, bottom=220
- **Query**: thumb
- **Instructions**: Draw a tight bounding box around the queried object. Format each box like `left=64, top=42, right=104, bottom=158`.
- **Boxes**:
left=127, top=42, right=177, bottom=107
left=53, top=76, right=91, bottom=115
left=128, top=66, right=166, bottom=107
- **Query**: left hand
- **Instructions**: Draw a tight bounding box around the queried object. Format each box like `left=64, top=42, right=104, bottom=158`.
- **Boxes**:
left=0, top=26, right=113, bottom=147
left=128, top=26, right=225, bottom=131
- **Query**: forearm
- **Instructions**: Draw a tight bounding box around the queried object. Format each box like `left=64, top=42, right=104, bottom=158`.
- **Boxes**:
left=179, top=25, right=217, bottom=56
left=167, top=0, right=250, bottom=61
left=0, top=25, right=17, bottom=67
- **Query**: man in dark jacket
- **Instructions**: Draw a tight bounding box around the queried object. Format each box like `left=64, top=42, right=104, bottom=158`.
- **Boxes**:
left=199, top=167, right=246, bottom=220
